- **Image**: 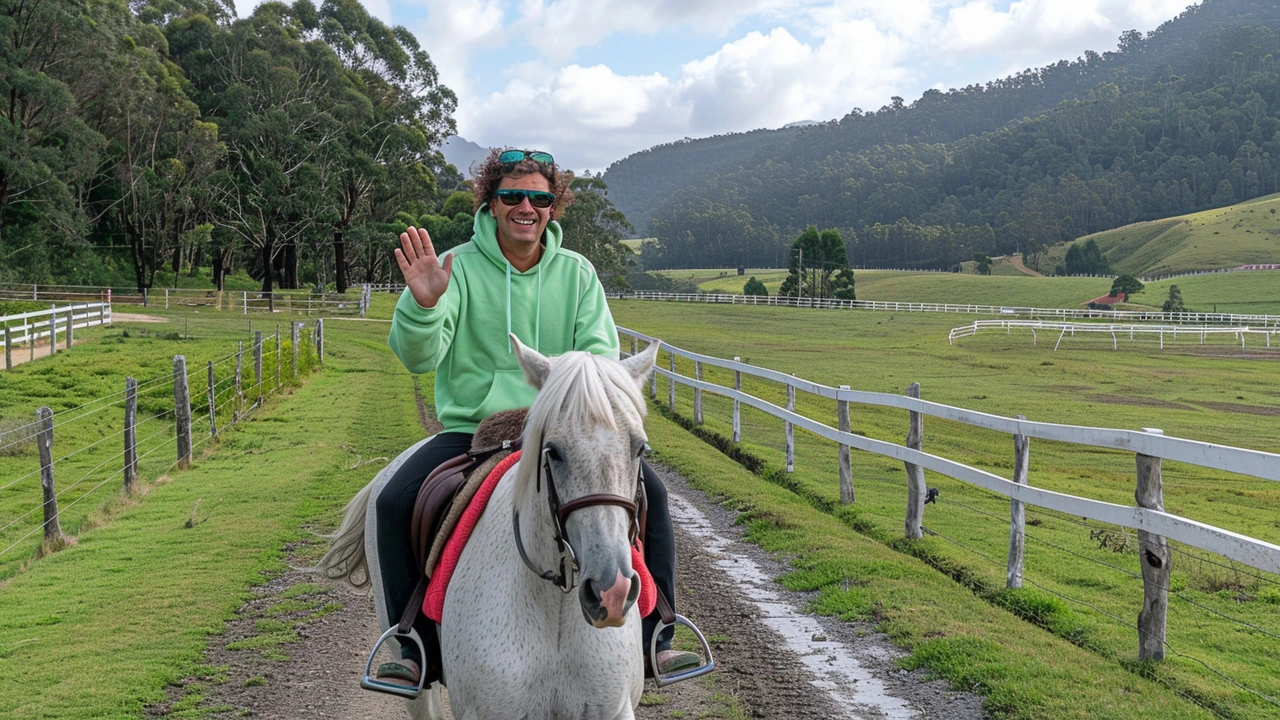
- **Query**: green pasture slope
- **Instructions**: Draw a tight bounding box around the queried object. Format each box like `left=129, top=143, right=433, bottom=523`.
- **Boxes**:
left=612, top=300, right=1280, bottom=720
left=1056, top=192, right=1280, bottom=277
left=0, top=310, right=422, bottom=718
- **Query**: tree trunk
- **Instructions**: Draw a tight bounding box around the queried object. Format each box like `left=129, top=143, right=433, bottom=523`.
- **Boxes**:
left=284, top=241, right=298, bottom=289
left=333, top=229, right=348, bottom=294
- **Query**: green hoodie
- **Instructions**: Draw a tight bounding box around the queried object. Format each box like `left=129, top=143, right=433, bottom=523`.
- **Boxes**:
left=388, top=207, right=620, bottom=433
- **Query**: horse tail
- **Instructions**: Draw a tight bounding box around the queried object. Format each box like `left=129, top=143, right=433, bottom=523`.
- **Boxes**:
left=312, top=478, right=375, bottom=589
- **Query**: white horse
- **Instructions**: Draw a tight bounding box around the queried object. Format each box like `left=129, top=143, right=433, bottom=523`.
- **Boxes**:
left=319, top=336, right=661, bottom=720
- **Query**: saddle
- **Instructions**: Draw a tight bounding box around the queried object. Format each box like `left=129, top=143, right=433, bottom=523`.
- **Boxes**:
left=397, top=408, right=527, bottom=688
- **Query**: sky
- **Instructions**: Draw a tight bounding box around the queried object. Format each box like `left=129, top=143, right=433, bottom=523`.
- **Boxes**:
left=236, top=0, right=1198, bottom=172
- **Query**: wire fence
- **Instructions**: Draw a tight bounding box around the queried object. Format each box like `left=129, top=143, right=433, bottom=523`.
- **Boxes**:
left=627, top=328, right=1280, bottom=717
left=0, top=319, right=325, bottom=577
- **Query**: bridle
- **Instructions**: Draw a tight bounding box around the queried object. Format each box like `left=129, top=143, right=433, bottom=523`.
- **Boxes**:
left=513, top=446, right=646, bottom=593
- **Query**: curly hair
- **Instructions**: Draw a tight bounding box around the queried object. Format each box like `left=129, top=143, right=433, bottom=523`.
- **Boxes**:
left=470, top=148, right=575, bottom=218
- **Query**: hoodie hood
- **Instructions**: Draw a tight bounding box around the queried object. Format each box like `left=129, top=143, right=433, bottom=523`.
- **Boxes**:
left=472, top=205, right=563, bottom=352
left=472, top=203, right=562, bottom=272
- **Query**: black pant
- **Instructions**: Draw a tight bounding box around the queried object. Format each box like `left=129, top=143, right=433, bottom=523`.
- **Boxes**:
left=375, top=434, right=677, bottom=666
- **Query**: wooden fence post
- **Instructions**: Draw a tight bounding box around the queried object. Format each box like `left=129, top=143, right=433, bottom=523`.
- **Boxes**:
left=243, top=291, right=248, bottom=315
left=207, top=361, right=217, bottom=439
left=174, top=355, right=192, bottom=469
left=839, top=385, right=853, bottom=504
left=694, top=361, right=703, bottom=424
left=66, top=304, right=73, bottom=350
left=732, top=357, right=742, bottom=443
left=235, top=342, right=244, bottom=421
left=316, top=318, right=324, bottom=365
left=904, top=382, right=925, bottom=532
left=275, top=325, right=281, bottom=389
left=1136, top=428, right=1169, bottom=661
left=49, top=304, right=57, bottom=356
left=292, top=322, right=300, bottom=379
left=124, top=378, right=138, bottom=492
left=668, top=352, right=676, bottom=411
left=5, top=324, right=11, bottom=369
left=1007, top=416, right=1030, bottom=588
left=165, top=288, right=169, bottom=309
left=785, top=379, right=796, bottom=472
left=36, top=407, right=64, bottom=542
left=254, top=330, right=263, bottom=401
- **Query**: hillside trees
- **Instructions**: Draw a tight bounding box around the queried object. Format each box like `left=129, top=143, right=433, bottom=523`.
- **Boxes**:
left=556, top=175, right=634, bottom=290
left=778, top=226, right=854, bottom=299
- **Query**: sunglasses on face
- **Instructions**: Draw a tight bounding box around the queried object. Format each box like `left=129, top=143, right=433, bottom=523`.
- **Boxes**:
left=498, top=149, right=554, bottom=167
left=494, top=189, right=556, bottom=209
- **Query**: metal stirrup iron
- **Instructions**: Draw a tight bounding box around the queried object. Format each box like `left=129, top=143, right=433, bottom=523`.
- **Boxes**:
left=361, top=577, right=430, bottom=699
left=648, top=589, right=716, bottom=687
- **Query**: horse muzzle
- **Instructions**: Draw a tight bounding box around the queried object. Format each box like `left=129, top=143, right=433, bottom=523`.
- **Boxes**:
left=580, top=568, right=640, bottom=628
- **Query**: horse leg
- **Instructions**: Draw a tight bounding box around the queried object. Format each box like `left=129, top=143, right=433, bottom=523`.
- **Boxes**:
left=404, top=686, right=445, bottom=720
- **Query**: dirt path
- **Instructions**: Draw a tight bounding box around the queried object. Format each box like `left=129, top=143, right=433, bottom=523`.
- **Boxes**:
left=152, top=467, right=984, bottom=720
left=1006, top=254, right=1043, bottom=277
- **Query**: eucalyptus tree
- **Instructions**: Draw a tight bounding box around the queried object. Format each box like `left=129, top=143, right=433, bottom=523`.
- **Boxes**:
left=0, top=0, right=105, bottom=281
left=312, top=0, right=455, bottom=292
left=556, top=175, right=634, bottom=290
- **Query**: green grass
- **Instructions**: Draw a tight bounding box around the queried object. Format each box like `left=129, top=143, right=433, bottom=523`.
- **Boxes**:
left=1058, top=193, right=1280, bottom=277
left=0, top=313, right=399, bottom=718
left=612, top=300, right=1280, bottom=719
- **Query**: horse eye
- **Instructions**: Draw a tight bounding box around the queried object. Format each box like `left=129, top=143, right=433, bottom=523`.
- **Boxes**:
left=637, top=443, right=651, bottom=458
left=546, top=445, right=563, bottom=463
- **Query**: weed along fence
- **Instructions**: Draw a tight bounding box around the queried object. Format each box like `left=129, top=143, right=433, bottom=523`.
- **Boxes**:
left=0, top=303, right=112, bottom=369
left=618, top=326, right=1280, bottom=703
left=0, top=320, right=324, bottom=574
left=0, top=283, right=367, bottom=317
left=949, top=319, right=1280, bottom=350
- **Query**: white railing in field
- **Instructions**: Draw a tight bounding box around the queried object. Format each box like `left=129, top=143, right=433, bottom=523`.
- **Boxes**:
left=613, top=291, right=1280, bottom=327
left=1, top=303, right=112, bottom=367
left=949, top=319, right=1280, bottom=350
left=0, top=284, right=367, bottom=316
left=617, top=326, right=1280, bottom=662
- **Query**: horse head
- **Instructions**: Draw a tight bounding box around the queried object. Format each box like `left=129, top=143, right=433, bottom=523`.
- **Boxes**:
left=511, top=334, right=659, bottom=628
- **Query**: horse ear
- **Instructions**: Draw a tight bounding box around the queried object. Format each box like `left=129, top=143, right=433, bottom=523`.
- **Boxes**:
left=511, top=333, right=551, bottom=389
left=621, top=340, right=660, bottom=387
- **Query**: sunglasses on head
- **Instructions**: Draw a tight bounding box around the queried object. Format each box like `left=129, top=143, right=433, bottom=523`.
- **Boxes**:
left=498, top=149, right=554, bottom=168
left=494, top=189, right=556, bottom=209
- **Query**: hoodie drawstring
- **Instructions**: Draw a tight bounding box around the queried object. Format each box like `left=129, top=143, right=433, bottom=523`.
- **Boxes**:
left=505, top=262, right=513, bottom=353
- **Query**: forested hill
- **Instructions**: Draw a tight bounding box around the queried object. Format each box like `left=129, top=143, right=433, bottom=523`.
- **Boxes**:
left=605, top=0, right=1280, bottom=272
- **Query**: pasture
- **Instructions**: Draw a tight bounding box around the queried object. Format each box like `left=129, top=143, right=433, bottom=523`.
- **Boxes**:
left=610, top=299, right=1280, bottom=719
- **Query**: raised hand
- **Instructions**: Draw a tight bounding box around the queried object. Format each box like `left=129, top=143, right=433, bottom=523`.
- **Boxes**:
left=394, top=226, right=454, bottom=309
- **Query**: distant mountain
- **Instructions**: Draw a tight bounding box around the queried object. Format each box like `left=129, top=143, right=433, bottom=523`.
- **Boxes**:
left=441, top=136, right=491, bottom=175
left=783, top=120, right=821, bottom=128
left=604, top=0, right=1280, bottom=272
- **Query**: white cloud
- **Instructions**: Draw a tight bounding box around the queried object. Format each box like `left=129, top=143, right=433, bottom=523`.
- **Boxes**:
left=460, top=17, right=912, bottom=169
left=412, top=0, right=508, bottom=96
left=938, top=0, right=1191, bottom=60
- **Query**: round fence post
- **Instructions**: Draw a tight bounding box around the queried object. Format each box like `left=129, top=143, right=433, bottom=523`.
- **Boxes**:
left=732, top=358, right=742, bottom=443
left=174, top=355, right=192, bottom=469
left=904, top=383, right=924, bottom=530
left=124, top=378, right=138, bottom=492
left=317, top=318, right=324, bottom=365
left=694, top=361, right=703, bottom=424
left=235, top=342, right=244, bottom=421
left=254, top=330, right=263, bottom=401
left=1136, top=428, right=1169, bottom=662
left=1007, top=416, right=1029, bottom=588
left=785, top=378, right=795, bottom=473
left=4, top=323, right=11, bottom=369
left=49, top=304, right=57, bottom=356
left=649, top=341, right=657, bottom=399
left=275, top=324, right=282, bottom=389
left=66, top=304, right=73, bottom=350
left=36, top=406, right=64, bottom=543
left=839, top=385, right=853, bottom=504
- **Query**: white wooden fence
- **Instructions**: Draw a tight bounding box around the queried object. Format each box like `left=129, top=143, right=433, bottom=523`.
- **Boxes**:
left=949, top=319, right=1280, bottom=350
left=0, top=284, right=365, bottom=316
left=1, top=303, right=112, bottom=369
left=618, top=326, right=1280, bottom=662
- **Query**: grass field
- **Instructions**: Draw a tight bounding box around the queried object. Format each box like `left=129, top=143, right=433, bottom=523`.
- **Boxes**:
left=1056, top=193, right=1280, bottom=277
left=611, top=299, right=1280, bottom=720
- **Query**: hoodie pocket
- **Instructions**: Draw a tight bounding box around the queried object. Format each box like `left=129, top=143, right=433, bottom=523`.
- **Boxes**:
left=475, top=369, right=534, bottom=421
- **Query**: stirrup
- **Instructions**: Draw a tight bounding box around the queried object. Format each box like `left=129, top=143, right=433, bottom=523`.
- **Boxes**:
left=648, top=614, right=716, bottom=687
left=360, top=625, right=427, bottom=699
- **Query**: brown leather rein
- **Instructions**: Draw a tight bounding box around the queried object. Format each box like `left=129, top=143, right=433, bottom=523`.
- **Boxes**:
left=513, top=446, right=645, bottom=593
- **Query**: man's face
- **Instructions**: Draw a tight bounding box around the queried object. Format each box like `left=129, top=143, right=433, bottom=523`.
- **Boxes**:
left=491, top=173, right=553, bottom=253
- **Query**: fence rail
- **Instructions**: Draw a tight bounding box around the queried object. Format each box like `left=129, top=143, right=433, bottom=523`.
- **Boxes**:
left=618, top=326, right=1280, bottom=664
left=949, top=319, right=1280, bottom=350
left=0, top=284, right=365, bottom=316
left=1, top=303, right=112, bottom=368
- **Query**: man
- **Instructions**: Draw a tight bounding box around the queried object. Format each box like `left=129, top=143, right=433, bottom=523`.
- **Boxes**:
left=373, top=148, right=699, bottom=687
